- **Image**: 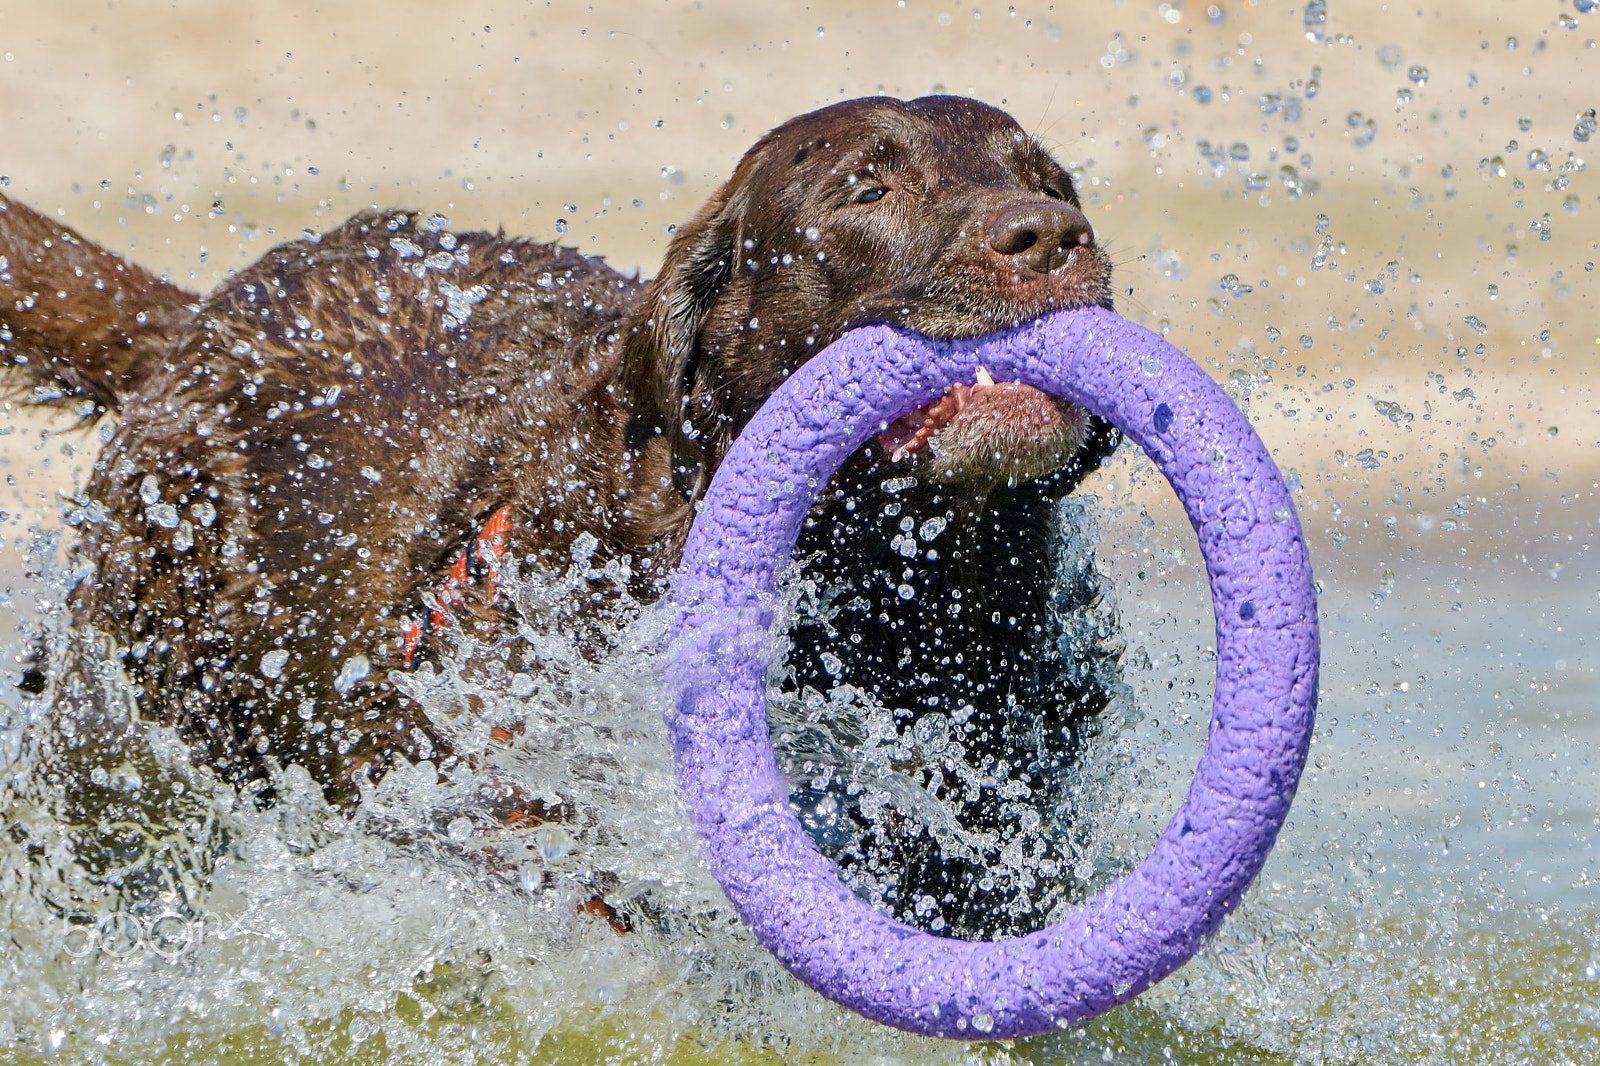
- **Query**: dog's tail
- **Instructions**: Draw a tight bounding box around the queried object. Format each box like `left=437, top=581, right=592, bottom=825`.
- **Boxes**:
left=0, top=194, right=196, bottom=417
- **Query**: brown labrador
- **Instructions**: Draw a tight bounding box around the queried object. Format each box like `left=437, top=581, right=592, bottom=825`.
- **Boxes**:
left=0, top=95, right=1120, bottom=936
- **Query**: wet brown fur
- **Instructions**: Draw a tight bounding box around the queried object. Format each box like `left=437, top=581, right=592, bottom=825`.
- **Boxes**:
left=0, top=96, right=1116, bottom=815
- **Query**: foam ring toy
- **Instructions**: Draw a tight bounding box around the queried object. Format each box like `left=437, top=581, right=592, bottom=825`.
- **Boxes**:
left=666, top=305, right=1318, bottom=1039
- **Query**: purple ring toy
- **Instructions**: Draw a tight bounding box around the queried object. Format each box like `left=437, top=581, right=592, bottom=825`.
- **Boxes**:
left=666, top=306, right=1318, bottom=1039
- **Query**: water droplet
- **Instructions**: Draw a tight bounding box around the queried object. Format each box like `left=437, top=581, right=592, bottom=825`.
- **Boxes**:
left=1346, top=111, right=1377, bottom=147
left=911, top=714, right=951, bottom=752
left=1574, top=107, right=1597, bottom=143
left=1464, top=315, right=1489, bottom=335
left=535, top=824, right=575, bottom=862
left=1407, top=64, right=1430, bottom=85
left=138, top=475, right=160, bottom=505
left=1300, top=334, right=1314, bottom=349
left=147, top=503, right=179, bottom=529
left=1373, top=399, right=1415, bottom=428
left=260, top=650, right=290, bottom=679
left=334, top=653, right=371, bottom=694
left=1279, top=165, right=1305, bottom=199
left=554, top=219, right=569, bottom=234
left=1303, top=0, right=1327, bottom=41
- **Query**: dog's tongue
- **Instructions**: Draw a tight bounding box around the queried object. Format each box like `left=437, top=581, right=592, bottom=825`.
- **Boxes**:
left=876, top=367, right=993, bottom=461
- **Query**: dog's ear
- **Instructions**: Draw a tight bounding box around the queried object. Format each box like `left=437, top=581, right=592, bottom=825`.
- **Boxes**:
left=621, top=192, right=739, bottom=501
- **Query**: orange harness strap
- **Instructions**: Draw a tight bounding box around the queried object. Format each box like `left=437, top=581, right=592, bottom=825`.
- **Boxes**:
left=402, top=504, right=514, bottom=668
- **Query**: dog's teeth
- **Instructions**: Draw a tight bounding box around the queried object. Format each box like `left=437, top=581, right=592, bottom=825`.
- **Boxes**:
left=974, top=366, right=995, bottom=388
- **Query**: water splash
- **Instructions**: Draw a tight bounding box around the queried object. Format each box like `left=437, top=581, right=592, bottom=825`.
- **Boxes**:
left=0, top=495, right=1137, bottom=1063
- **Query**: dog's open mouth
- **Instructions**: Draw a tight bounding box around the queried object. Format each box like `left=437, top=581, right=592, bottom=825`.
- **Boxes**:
left=876, top=363, right=1088, bottom=483
left=874, top=366, right=1090, bottom=485
left=877, top=366, right=1005, bottom=461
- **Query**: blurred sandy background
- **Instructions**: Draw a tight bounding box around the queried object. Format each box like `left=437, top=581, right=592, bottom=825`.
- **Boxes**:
left=0, top=0, right=1596, bottom=640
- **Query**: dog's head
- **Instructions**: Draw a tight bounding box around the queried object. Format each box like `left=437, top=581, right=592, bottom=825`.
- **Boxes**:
left=622, top=95, right=1115, bottom=499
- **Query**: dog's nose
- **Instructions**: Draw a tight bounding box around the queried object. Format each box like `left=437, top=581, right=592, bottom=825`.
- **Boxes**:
left=986, top=201, right=1095, bottom=274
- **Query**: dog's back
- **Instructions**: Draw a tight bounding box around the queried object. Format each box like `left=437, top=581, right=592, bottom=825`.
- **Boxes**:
left=0, top=194, right=195, bottom=418
left=1, top=201, right=667, bottom=801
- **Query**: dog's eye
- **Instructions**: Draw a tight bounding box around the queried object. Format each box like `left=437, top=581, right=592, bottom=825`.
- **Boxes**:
left=1041, top=184, right=1067, bottom=201
left=853, top=187, right=888, bottom=205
